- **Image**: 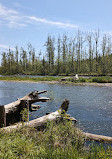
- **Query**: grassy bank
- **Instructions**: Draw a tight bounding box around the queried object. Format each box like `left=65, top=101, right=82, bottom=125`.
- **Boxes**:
left=0, top=76, right=112, bottom=85
left=0, top=76, right=61, bottom=82
left=64, top=76, right=112, bottom=84
left=0, top=119, right=111, bottom=159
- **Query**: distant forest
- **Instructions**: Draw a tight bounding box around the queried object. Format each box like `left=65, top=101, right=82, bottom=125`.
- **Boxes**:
left=1, top=30, right=112, bottom=75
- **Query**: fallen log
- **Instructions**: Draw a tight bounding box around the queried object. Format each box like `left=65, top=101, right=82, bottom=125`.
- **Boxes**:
left=4, top=90, right=50, bottom=125
left=2, top=95, right=112, bottom=143
left=83, top=132, right=112, bottom=143
left=60, top=77, right=71, bottom=82
left=2, top=99, right=76, bottom=131
left=31, top=104, right=41, bottom=111
left=5, top=90, right=49, bottom=114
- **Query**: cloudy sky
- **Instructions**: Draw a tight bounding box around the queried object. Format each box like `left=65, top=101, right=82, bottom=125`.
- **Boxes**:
left=0, top=0, right=112, bottom=55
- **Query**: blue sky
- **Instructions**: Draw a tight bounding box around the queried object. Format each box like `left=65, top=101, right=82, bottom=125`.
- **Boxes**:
left=0, top=0, right=112, bottom=56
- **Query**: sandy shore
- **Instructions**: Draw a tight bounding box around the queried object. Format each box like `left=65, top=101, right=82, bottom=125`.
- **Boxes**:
left=0, top=79, right=112, bottom=87
left=0, top=80, right=59, bottom=84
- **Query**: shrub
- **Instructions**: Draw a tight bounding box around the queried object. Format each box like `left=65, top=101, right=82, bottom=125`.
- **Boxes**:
left=92, top=77, right=109, bottom=83
left=79, top=78, right=86, bottom=82
left=108, top=79, right=112, bottom=83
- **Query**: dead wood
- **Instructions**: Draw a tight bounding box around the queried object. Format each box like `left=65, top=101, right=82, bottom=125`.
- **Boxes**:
left=2, top=99, right=70, bottom=131
left=2, top=93, right=112, bottom=143
left=83, top=132, right=112, bottom=143
left=0, top=105, right=6, bottom=127
left=4, top=90, right=50, bottom=125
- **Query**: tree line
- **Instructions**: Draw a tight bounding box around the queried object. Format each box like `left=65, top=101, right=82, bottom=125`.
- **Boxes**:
left=1, top=30, right=112, bottom=75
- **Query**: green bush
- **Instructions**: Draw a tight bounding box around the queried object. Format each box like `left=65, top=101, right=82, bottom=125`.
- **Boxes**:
left=67, top=77, right=86, bottom=83
left=108, top=79, right=112, bottom=83
left=79, top=78, right=86, bottom=82
left=92, top=77, right=111, bottom=83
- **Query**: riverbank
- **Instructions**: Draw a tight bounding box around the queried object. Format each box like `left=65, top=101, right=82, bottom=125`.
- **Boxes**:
left=0, top=76, right=60, bottom=84
left=0, top=76, right=112, bottom=87
left=0, top=79, right=59, bottom=84
left=1, top=76, right=112, bottom=87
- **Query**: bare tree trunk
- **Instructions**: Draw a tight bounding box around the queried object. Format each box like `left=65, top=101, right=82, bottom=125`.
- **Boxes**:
left=0, top=105, right=6, bottom=127
left=94, top=30, right=99, bottom=73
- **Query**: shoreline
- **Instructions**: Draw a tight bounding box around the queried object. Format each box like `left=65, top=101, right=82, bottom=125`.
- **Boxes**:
left=0, top=79, right=112, bottom=87
left=0, top=79, right=59, bottom=84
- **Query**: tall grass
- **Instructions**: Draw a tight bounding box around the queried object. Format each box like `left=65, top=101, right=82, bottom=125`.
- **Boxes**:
left=0, top=118, right=111, bottom=159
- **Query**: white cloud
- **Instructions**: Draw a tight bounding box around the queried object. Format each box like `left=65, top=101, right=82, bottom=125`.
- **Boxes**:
left=0, top=3, right=78, bottom=29
left=0, top=44, right=15, bottom=50
left=0, top=4, right=26, bottom=28
left=29, top=16, right=78, bottom=29
left=0, top=4, right=78, bottom=29
left=9, top=21, right=27, bottom=28
left=0, top=4, right=18, bottom=15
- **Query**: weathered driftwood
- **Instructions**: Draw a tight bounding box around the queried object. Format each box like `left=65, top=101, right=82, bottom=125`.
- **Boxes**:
left=60, top=77, right=71, bottom=82
left=5, top=90, right=49, bottom=114
left=83, top=132, right=112, bottom=143
left=60, top=75, right=79, bottom=82
left=2, top=99, right=76, bottom=131
left=31, top=104, right=41, bottom=111
left=0, top=105, right=6, bottom=127
left=4, top=90, right=50, bottom=125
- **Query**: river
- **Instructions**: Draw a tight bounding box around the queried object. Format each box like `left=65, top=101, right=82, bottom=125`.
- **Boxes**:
left=0, top=81, right=112, bottom=137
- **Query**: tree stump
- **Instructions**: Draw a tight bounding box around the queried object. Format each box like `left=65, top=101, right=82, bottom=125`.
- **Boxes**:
left=20, top=100, right=29, bottom=122
left=0, top=105, right=6, bottom=127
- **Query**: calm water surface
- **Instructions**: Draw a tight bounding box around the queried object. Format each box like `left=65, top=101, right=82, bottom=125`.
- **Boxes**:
left=0, top=81, right=112, bottom=137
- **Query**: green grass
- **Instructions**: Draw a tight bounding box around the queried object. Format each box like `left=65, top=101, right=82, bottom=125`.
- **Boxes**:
left=67, top=77, right=88, bottom=83
left=0, top=76, right=61, bottom=82
left=0, top=75, right=112, bottom=84
left=0, top=119, right=112, bottom=159
left=91, top=76, right=112, bottom=83
left=64, top=76, right=112, bottom=84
